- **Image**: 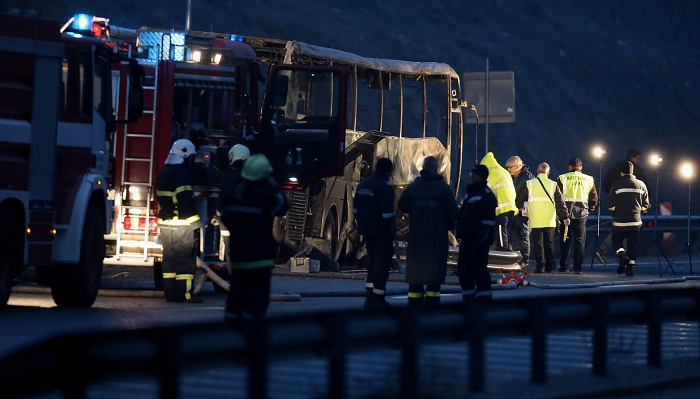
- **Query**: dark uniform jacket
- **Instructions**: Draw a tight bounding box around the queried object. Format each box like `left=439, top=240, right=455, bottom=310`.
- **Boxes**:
left=512, top=166, right=535, bottom=195
left=353, top=173, right=396, bottom=238
left=603, top=160, right=647, bottom=194
left=219, top=177, right=289, bottom=269
left=397, top=169, right=458, bottom=285
left=156, top=164, right=202, bottom=229
left=456, top=181, right=496, bottom=245
left=608, top=175, right=649, bottom=230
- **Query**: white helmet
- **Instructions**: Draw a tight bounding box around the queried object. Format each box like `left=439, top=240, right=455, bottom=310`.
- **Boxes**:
left=165, top=139, right=196, bottom=165
left=228, top=144, right=250, bottom=165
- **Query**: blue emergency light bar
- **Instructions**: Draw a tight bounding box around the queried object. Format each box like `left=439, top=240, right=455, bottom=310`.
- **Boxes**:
left=72, top=14, right=92, bottom=31
left=230, top=34, right=244, bottom=42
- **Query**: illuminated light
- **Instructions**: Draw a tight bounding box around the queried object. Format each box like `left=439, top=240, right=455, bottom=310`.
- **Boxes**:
left=289, top=177, right=298, bottom=182
left=592, top=147, right=606, bottom=159
left=66, top=32, right=84, bottom=38
left=651, top=154, right=662, bottom=166
left=191, top=50, right=202, bottom=63
left=97, top=180, right=102, bottom=186
left=26, top=228, right=31, bottom=235
left=51, top=229, right=57, bottom=236
left=204, top=154, right=210, bottom=158
left=230, top=34, right=244, bottom=42
left=213, top=53, right=222, bottom=64
left=91, top=22, right=102, bottom=36
left=680, top=163, right=693, bottom=179
left=72, top=14, right=92, bottom=31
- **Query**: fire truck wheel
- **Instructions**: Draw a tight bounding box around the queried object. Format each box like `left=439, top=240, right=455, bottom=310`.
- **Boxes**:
left=0, top=207, right=19, bottom=308
left=153, top=261, right=164, bottom=291
left=51, top=204, right=105, bottom=308
left=323, top=211, right=340, bottom=262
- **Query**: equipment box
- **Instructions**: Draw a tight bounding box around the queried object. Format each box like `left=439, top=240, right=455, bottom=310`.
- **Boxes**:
left=290, top=257, right=320, bottom=273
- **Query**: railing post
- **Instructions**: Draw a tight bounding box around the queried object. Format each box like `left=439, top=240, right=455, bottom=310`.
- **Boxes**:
left=401, top=308, right=420, bottom=399
left=327, top=315, right=346, bottom=399
left=592, top=294, right=609, bottom=376
left=647, top=291, right=662, bottom=367
left=468, top=302, right=486, bottom=392
left=247, top=319, right=268, bottom=399
left=531, top=298, right=548, bottom=384
left=159, top=332, right=179, bottom=399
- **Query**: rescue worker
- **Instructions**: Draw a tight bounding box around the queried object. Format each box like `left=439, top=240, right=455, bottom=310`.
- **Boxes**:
left=608, top=161, right=650, bottom=276
left=480, top=152, right=517, bottom=250
left=215, top=144, right=251, bottom=259
left=353, top=158, right=396, bottom=310
left=156, top=139, right=203, bottom=303
left=557, top=158, right=598, bottom=274
left=506, top=156, right=535, bottom=267
left=597, top=149, right=648, bottom=264
left=397, top=156, right=458, bottom=308
left=220, top=154, right=288, bottom=320
left=516, top=163, right=569, bottom=273
left=456, top=164, right=496, bottom=303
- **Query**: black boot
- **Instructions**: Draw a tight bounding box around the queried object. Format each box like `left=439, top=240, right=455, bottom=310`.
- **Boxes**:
left=626, top=260, right=635, bottom=276
left=616, top=250, right=629, bottom=274
left=424, top=291, right=441, bottom=309
left=363, top=288, right=372, bottom=309
left=368, top=292, right=392, bottom=311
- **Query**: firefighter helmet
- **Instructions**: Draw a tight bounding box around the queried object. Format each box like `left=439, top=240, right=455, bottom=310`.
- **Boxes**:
left=228, top=144, right=250, bottom=165
left=241, top=154, right=273, bottom=182
left=165, top=139, right=196, bottom=165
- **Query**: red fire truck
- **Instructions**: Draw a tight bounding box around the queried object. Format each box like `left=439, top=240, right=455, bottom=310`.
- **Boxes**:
left=0, top=14, right=143, bottom=308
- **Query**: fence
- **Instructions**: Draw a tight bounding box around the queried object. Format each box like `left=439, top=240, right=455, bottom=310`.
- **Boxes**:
left=1, top=287, right=699, bottom=399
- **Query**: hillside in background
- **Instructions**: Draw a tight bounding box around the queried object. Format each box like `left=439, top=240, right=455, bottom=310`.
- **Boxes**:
left=5, top=0, right=700, bottom=210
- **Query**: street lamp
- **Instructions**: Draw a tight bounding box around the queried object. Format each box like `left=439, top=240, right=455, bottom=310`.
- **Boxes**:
left=639, top=154, right=672, bottom=275
left=668, top=162, right=699, bottom=275
left=587, top=146, right=613, bottom=267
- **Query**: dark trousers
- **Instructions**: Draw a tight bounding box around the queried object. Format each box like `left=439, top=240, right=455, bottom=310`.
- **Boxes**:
left=408, top=284, right=441, bottom=307
left=365, top=234, right=394, bottom=292
left=226, top=267, right=272, bottom=318
left=612, top=227, right=641, bottom=260
left=532, top=227, right=556, bottom=272
left=494, top=211, right=515, bottom=249
left=560, top=218, right=586, bottom=272
left=510, top=214, right=530, bottom=263
left=457, top=242, right=491, bottom=294
left=160, top=225, right=197, bottom=302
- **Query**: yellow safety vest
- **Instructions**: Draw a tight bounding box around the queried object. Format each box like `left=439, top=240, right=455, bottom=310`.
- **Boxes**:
left=527, top=174, right=558, bottom=228
left=558, top=171, right=594, bottom=204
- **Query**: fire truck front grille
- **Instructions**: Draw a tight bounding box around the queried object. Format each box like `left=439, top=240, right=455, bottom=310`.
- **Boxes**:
left=286, top=189, right=308, bottom=244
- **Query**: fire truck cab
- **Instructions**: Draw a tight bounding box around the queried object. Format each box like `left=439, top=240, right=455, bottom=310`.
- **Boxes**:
left=0, top=14, right=144, bottom=308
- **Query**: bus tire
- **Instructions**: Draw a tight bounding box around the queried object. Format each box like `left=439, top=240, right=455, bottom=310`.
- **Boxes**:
left=51, top=204, right=105, bottom=307
left=323, top=211, right=340, bottom=261
left=0, top=207, right=19, bottom=309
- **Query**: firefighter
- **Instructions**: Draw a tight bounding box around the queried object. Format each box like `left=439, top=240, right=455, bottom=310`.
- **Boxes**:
left=397, top=156, right=458, bottom=308
left=506, top=155, right=535, bottom=267
left=156, top=139, right=203, bottom=303
left=515, top=163, right=570, bottom=273
left=557, top=158, right=598, bottom=274
left=353, top=158, right=396, bottom=310
left=480, top=152, right=517, bottom=250
left=608, top=161, right=650, bottom=276
left=220, top=154, right=288, bottom=320
left=215, top=144, right=251, bottom=259
left=456, top=164, right=496, bottom=303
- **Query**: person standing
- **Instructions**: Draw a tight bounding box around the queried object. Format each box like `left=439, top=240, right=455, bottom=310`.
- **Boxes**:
left=397, top=156, right=458, bottom=308
left=608, top=161, right=650, bottom=276
left=516, top=163, right=570, bottom=273
left=220, top=154, right=288, bottom=320
left=456, top=164, right=496, bottom=303
left=480, top=152, right=517, bottom=250
left=506, top=156, right=535, bottom=267
left=215, top=144, right=250, bottom=260
left=557, top=158, right=598, bottom=274
left=353, top=158, right=396, bottom=310
left=156, top=139, right=203, bottom=303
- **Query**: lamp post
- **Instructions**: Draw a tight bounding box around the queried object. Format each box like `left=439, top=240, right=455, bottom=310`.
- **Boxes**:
left=668, top=162, right=699, bottom=275
left=638, top=155, right=673, bottom=275
left=587, top=146, right=614, bottom=267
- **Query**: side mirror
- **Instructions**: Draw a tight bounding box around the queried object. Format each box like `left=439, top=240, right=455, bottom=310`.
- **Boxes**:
left=272, top=75, right=289, bottom=107
left=125, top=62, right=145, bottom=123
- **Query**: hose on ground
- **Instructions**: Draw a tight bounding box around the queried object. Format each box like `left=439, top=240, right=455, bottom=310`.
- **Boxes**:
left=524, top=276, right=694, bottom=289
left=286, top=280, right=518, bottom=298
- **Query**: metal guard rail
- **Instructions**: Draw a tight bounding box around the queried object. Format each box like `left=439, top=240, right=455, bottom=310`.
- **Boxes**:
left=1, top=287, right=699, bottom=398
left=586, top=215, right=700, bottom=233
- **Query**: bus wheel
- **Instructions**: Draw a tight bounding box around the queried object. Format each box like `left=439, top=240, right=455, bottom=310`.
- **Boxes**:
left=153, top=260, right=164, bottom=291
left=0, top=207, right=18, bottom=309
left=323, top=211, right=340, bottom=261
left=51, top=204, right=105, bottom=307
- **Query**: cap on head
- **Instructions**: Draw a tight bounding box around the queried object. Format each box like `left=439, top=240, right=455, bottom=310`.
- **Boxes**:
left=422, top=156, right=439, bottom=173
left=228, top=144, right=250, bottom=165
left=375, top=158, right=394, bottom=174
left=620, top=160, right=634, bottom=175
left=241, top=154, right=273, bottom=181
left=569, top=158, right=583, bottom=170
left=471, top=164, right=489, bottom=181
left=165, top=139, right=196, bottom=165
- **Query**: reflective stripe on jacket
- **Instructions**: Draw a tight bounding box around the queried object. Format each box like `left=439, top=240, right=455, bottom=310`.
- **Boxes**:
left=156, top=163, right=202, bottom=228
left=527, top=175, right=558, bottom=228
left=480, top=152, right=517, bottom=216
left=558, top=171, right=597, bottom=219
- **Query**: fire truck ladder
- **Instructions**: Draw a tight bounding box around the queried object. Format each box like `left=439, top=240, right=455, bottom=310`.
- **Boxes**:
left=115, top=51, right=159, bottom=262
